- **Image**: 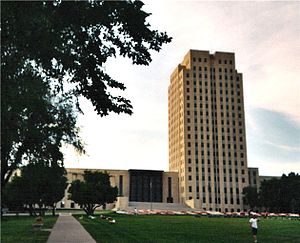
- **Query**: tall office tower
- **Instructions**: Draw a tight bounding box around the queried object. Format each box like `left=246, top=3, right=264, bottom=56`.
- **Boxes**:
left=168, top=50, right=249, bottom=212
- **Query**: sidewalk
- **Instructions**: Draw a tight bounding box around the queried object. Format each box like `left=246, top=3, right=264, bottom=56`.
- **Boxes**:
left=47, top=214, right=96, bottom=243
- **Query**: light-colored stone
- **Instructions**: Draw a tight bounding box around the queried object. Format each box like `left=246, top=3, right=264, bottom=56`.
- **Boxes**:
left=47, top=215, right=96, bottom=243
left=168, top=50, right=250, bottom=212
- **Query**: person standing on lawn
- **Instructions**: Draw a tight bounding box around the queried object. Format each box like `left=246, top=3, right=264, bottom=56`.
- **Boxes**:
left=249, top=214, right=259, bottom=243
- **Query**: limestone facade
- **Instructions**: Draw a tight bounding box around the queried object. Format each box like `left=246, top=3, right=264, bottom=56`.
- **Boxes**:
left=59, top=168, right=179, bottom=210
left=168, top=50, right=249, bottom=212
left=248, top=167, right=260, bottom=191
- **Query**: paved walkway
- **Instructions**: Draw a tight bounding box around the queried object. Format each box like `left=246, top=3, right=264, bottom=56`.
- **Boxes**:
left=47, top=214, right=96, bottom=243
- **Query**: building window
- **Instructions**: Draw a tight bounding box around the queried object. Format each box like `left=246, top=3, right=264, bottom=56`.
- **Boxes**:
left=70, top=202, right=75, bottom=208
left=119, top=175, right=123, bottom=196
left=189, top=186, right=192, bottom=192
left=168, top=177, right=172, bottom=200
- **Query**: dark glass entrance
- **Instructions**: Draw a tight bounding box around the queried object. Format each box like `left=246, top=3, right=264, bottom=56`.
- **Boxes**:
left=129, top=170, right=163, bottom=202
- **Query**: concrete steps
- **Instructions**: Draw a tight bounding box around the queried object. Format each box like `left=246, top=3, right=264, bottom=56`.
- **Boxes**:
left=128, top=202, right=191, bottom=211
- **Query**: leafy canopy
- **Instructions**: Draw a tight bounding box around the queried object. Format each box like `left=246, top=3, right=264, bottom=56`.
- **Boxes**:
left=2, top=0, right=172, bottom=116
left=1, top=66, right=83, bottom=187
left=3, top=163, right=68, bottom=216
left=68, top=171, right=118, bottom=215
left=1, top=0, right=171, bottom=188
left=259, top=172, right=300, bottom=213
left=242, top=186, right=259, bottom=209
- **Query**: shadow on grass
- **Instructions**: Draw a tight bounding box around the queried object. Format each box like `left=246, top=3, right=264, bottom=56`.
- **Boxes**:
left=1, top=215, right=58, bottom=243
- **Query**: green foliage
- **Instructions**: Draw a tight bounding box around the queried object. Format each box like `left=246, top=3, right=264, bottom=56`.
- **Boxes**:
left=2, top=176, right=25, bottom=211
left=2, top=0, right=171, bottom=116
left=77, top=213, right=300, bottom=243
left=1, top=216, right=58, bottom=243
left=242, top=186, right=259, bottom=209
left=1, top=65, right=83, bottom=188
left=1, top=0, right=171, bottom=188
left=259, top=172, right=300, bottom=213
left=68, top=171, right=118, bottom=215
left=3, top=163, right=68, bottom=216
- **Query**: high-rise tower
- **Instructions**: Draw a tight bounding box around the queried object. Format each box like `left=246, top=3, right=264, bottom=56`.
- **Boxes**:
left=168, top=50, right=249, bottom=212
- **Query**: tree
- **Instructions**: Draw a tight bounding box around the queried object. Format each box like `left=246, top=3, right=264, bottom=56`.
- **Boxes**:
left=3, top=163, right=68, bottom=216
left=259, top=178, right=281, bottom=212
left=1, top=66, right=83, bottom=188
left=2, top=1, right=172, bottom=116
left=259, top=173, right=300, bottom=213
left=242, top=186, right=259, bottom=210
left=279, top=172, right=300, bottom=213
left=1, top=0, right=172, bottom=187
left=41, top=164, right=69, bottom=216
left=68, top=171, right=118, bottom=215
left=2, top=176, right=25, bottom=213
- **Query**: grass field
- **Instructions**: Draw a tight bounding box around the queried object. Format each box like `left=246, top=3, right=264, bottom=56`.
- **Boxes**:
left=77, top=213, right=300, bottom=243
left=1, top=216, right=58, bottom=243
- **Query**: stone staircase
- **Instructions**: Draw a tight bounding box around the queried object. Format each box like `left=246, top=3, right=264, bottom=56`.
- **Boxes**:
left=128, top=201, right=192, bottom=211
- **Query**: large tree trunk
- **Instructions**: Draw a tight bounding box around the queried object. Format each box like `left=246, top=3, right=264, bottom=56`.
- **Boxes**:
left=52, top=204, right=56, bottom=216
left=84, top=204, right=96, bottom=216
left=1, top=146, right=25, bottom=189
left=29, top=204, right=37, bottom=217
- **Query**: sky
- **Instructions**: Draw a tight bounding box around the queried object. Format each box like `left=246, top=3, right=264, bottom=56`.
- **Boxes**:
left=64, top=1, right=300, bottom=176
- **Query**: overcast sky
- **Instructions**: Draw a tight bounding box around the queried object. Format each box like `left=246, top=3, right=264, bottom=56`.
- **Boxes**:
left=64, top=1, right=300, bottom=176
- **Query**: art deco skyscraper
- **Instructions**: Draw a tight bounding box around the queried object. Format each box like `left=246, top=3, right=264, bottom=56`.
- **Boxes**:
left=168, top=50, right=249, bottom=212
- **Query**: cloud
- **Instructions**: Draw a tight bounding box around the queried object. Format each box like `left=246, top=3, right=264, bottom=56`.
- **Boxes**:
left=264, top=140, right=300, bottom=153
left=246, top=108, right=300, bottom=174
left=145, top=1, right=300, bottom=122
left=247, top=108, right=300, bottom=145
left=254, top=159, right=300, bottom=177
left=63, top=1, right=299, bottom=177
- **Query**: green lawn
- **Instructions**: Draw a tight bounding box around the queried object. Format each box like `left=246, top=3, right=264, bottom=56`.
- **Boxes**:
left=77, top=213, right=300, bottom=243
left=1, top=216, right=58, bottom=243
